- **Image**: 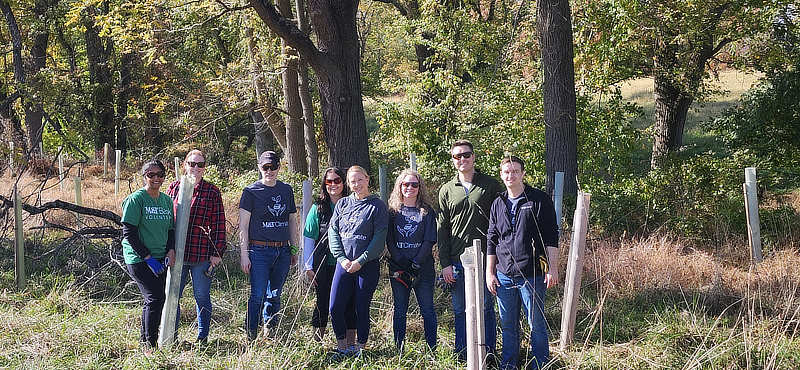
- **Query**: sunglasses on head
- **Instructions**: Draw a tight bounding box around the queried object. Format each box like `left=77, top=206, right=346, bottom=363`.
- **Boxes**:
left=324, top=177, right=343, bottom=185
left=401, top=182, right=420, bottom=188
left=145, top=171, right=166, bottom=179
left=452, top=152, right=473, bottom=160
left=261, top=163, right=280, bottom=171
left=186, top=161, right=206, bottom=168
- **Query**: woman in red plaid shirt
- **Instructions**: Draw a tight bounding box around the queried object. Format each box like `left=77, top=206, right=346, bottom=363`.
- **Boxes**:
left=166, top=149, right=227, bottom=345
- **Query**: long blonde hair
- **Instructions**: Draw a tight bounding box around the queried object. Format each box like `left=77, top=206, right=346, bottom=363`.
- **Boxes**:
left=388, top=169, right=434, bottom=215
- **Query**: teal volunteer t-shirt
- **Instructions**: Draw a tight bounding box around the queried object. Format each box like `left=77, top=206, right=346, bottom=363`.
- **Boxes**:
left=121, top=189, right=175, bottom=264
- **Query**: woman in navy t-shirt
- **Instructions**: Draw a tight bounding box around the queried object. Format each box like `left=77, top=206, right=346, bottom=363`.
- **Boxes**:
left=238, top=151, right=298, bottom=341
left=386, top=169, right=438, bottom=351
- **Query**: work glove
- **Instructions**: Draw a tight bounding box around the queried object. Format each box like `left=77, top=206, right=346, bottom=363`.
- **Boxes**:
left=144, top=257, right=166, bottom=276
left=408, top=261, right=420, bottom=279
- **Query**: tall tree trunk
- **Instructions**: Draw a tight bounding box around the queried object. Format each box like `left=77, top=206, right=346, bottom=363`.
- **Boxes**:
left=277, top=0, right=308, bottom=175
left=0, top=0, right=28, bottom=159
left=246, top=27, right=288, bottom=150
left=115, top=52, right=135, bottom=156
left=250, top=108, right=276, bottom=157
left=294, top=0, right=319, bottom=179
left=250, top=0, right=371, bottom=174
left=537, top=0, right=578, bottom=196
left=24, top=1, right=48, bottom=157
left=83, top=8, right=115, bottom=151
left=651, top=74, right=692, bottom=168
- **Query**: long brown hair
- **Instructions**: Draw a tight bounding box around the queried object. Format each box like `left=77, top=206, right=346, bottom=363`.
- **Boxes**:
left=388, top=169, right=434, bottom=215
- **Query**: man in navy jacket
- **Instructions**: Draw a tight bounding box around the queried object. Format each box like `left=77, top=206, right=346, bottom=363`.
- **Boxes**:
left=486, top=156, right=559, bottom=369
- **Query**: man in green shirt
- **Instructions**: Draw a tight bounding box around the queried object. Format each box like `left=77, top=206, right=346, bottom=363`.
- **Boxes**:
left=438, top=139, right=503, bottom=360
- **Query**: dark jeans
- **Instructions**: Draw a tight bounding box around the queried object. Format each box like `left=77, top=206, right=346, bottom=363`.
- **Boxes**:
left=329, top=260, right=380, bottom=344
left=128, top=261, right=167, bottom=347
left=390, top=263, right=437, bottom=350
left=311, top=262, right=356, bottom=330
left=246, top=244, right=291, bottom=337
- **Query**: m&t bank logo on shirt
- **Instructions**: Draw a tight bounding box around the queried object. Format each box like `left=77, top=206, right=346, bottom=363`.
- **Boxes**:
left=144, top=206, right=171, bottom=220
left=268, top=195, right=287, bottom=217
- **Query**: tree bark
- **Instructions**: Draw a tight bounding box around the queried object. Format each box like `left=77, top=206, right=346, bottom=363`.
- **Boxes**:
left=537, top=0, right=578, bottom=196
left=250, top=108, right=276, bottom=157
left=24, top=1, right=48, bottom=157
left=295, top=0, right=319, bottom=179
left=0, top=0, right=28, bottom=159
left=650, top=73, right=692, bottom=168
left=277, top=0, right=309, bottom=175
left=115, top=52, right=135, bottom=156
left=250, top=0, right=371, bottom=174
left=83, top=7, right=115, bottom=151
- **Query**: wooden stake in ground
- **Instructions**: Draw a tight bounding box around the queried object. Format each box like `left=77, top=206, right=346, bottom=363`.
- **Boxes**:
left=114, top=150, right=121, bottom=197
left=8, top=141, right=14, bottom=173
left=559, top=191, right=591, bottom=350
left=174, top=157, right=180, bottom=179
left=553, top=171, right=564, bottom=234
left=103, top=143, right=110, bottom=176
left=379, top=165, right=388, bottom=203
left=58, top=147, right=65, bottom=191
left=460, top=240, right=487, bottom=370
left=409, top=153, right=417, bottom=172
left=13, top=185, right=26, bottom=290
left=158, top=174, right=196, bottom=347
left=74, top=176, right=82, bottom=226
left=743, top=167, right=762, bottom=264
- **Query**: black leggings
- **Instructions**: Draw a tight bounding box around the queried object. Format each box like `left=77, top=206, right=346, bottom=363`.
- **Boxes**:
left=311, top=262, right=356, bottom=330
left=128, top=261, right=167, bottom=347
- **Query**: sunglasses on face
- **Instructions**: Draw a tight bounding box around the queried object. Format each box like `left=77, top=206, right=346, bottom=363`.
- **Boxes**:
left=261, top=163, right=280, bottom=171
left=325, top=177, right=343, bottom=185
left=186, top=161, right=206, bottom=168
left=145, top=171, right=166, bottom=179
left=401, top=182, right=420, bottom=189
left=452, top=152, right=473, bottom=160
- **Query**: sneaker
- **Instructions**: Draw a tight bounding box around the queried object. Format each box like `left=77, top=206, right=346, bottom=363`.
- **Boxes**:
left=247, top=330, right=258, bottom=342
left=346, top=345, right=362, bottom=357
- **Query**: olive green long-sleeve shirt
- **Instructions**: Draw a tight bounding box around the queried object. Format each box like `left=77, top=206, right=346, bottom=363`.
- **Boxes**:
left=437, top=171, right=502, bottom=268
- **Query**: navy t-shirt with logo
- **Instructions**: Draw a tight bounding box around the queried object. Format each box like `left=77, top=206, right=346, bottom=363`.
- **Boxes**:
left=388, top=205, right=437, bottom=268
left=239, top=180, right=297, bottom=242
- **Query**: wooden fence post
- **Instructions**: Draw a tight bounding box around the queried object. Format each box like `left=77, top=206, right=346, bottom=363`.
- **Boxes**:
left=14, top=185, right=26, bottom=290
left=300, top=179, right=312, bottom=271
left=409, top=153, right=417, bottom=172
left=553, top=171, right=565, bottom=234
left=379, top=165, right=388, bottom=203
left=743, top=167, right=762, bottom=264
left=461, top=240, right=487, bottom=369
left=103, top=143, right=110, bottom=176
left=559, top=191, right=591, bottom=350
left=8, top=141, right=14, bottom=173
left=74, top=176, right=83, bottom=226
left=114, top=149, right=121, bottom=197
left=158, top=174, right=196, bottom=347
left=58, top=147, right=65, bottom=191
left=174, top=157, right=180, bottom=179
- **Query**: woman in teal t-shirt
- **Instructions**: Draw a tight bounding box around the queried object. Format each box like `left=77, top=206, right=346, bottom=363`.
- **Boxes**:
left=121, top=160, right=175, bottom=349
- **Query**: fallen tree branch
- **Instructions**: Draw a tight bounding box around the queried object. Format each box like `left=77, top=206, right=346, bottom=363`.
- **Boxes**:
left=0, top=195, right=121, bottom=225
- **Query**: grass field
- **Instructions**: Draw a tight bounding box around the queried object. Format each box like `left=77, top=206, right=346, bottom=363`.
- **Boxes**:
left=2, top=170, right=800, bottom=369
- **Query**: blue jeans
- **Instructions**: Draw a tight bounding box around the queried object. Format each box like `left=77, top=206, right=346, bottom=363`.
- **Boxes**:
left=390, top=263, right=437, bottom=350
left=246, top=245, right=291, bottom=336
left=177, top=260, right=213, bottom=340
left=496, top=272, right=549, bottom=369
left=451, top=261, right=497, bottom=357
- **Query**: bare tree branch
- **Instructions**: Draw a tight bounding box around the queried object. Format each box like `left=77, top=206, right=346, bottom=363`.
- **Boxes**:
left=0, top=195, right=121, bottom=225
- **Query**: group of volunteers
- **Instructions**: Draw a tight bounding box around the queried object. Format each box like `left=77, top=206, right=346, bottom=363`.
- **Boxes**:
left=119, top=140, right=560, bottom=369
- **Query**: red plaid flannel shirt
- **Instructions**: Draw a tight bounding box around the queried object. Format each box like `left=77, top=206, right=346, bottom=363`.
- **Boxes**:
left=167, top=178, right=227, bottom=263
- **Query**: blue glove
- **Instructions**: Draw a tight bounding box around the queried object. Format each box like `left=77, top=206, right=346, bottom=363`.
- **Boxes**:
left=145, top=257, right=166, bottom=275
